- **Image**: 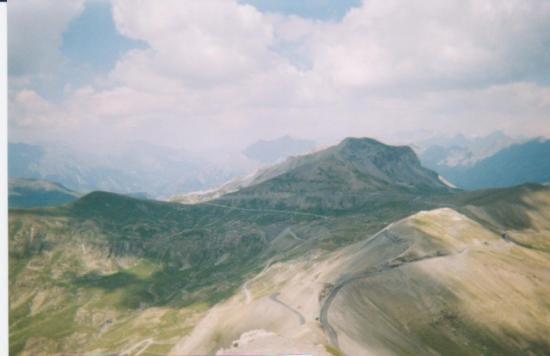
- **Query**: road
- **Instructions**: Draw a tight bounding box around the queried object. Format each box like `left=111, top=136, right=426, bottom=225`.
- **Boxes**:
left=269, top=292, right=305, bottom=325
left=119, top=338, right=153, bottom=356
left=242, top=257, right=276, bottom=304
left=319, top=243, right=465, bottom=353
left=276, top=227, right=303, bottom=241
left=203, top=202, right=329, bottom=220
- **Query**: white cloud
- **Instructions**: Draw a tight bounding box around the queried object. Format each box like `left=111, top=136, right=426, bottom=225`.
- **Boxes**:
left=8, top=0, right=550, bottom=152
left=8, top=0, right=85, bottom=80
left=110, top=0, right=288, bottom=87
left=306, top=0, right=550, bottom=90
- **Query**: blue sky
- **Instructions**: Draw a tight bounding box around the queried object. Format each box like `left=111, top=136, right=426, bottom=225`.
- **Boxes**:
left=239, top=0, right=361, bottom=20
left=30, top=1, right=145, bottom=101
left=26, top=0, right=361, bottom=100
left=61, top=1, right=146, bottom=73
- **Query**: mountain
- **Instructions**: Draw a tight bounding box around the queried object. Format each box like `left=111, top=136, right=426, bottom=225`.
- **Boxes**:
left=423, top=138, right=550, bottom=189
left=172, top=184, right=550, bottom=355
left=243, top=135, right=317, bottom=164
left=220, top=137, right=451, bottom=212
left=8, top=178, right=81, bottom=208
left=8, top=137, right=550, bottom=355
left=416, top=131, right=517, bottom=167
left=8, top=142, right=248, bottom=198
left=8, top=143, right=46, bottom=177
left=174, top=137, right=451, bottom=209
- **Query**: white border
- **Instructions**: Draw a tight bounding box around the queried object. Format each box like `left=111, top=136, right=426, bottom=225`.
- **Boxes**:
left=0, top=1, right=8, bottom=355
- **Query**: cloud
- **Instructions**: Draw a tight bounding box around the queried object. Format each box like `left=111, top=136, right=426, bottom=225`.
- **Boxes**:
left=110, top=0, right=288, bottom=87
left=8, top=0, right=550, bottom=152
left=306, top=0, right=550, bottom=91
left=8, top=0, right=85, bottom=79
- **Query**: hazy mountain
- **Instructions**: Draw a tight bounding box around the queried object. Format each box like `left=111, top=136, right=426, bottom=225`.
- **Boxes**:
left=243, top=135, right=317, bottom=164
left=423, top=138, right=550, bottom=189
left=8, top=142, right=248, bottom=198
left=9, top=137, right=550, bottom=355
left=8, top=178, right=81, bottom=208
left=416, top=131, right=517, bottom=167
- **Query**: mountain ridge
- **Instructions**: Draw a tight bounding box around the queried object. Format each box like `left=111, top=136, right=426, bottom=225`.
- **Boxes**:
left=8, top=178, right=81, bottom=209
left=420, top=137, right=550, bottom=190
left=217, top=137, right=451, bottom=212
left=8, top=136, right=550, bottom=355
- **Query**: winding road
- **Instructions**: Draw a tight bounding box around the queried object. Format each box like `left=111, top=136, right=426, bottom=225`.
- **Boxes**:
left=242, top=257, right=276, bottom=304
left=204, top=202, right=329, bottom=220
left=319, top=245, right=465, bottom=352
left=269, top=293, right=305, bottom=325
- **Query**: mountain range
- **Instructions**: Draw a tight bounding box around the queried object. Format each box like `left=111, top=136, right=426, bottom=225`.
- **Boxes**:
left=415, top=130, right=518, bottom=167
left=420, top=137, right=550, bottom=189
left=8, top=141, right=250, bottom=198
left=8, top=137, right=550, bottom=355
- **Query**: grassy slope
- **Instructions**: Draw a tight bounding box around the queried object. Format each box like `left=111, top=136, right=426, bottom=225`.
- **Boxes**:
left=9, top=193, right=274, bottom=354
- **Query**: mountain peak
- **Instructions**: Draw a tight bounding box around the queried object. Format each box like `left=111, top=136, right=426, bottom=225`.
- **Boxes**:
left=336, top=137, right=416, bottom=160
left=219, top=137, right=450, bottom=211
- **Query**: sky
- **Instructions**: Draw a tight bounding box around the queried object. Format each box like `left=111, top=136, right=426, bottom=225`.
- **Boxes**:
left=8, top=0, right=550, bottom=153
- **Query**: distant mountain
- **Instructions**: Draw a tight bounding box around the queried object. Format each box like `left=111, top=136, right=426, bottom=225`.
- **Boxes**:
left=423, top=138, right=550, bottom=189
left=217, top=137, right=451, bottom=212
left=8, top=142, right=249, bottom=198
left=8, top=178, right=81, bottom=208
left=174, top=137, right=451, bottom=207
left=243, top=135, right=317, bottom=164
left=416, top=131, right=517, bottom=167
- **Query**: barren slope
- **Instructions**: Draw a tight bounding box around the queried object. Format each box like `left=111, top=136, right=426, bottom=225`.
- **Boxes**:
left=171, top=187, right=550, bottom=355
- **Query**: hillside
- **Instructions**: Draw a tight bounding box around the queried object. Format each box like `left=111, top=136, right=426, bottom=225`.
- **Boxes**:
left=8, top=179, right=81, bottom=208
left=171, top=184, right=550, bottom=355
left=8, top=137, right=550, bottom=355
